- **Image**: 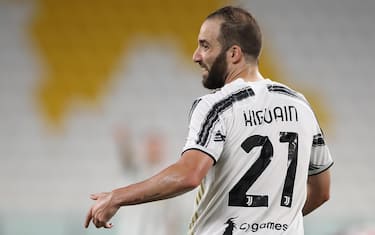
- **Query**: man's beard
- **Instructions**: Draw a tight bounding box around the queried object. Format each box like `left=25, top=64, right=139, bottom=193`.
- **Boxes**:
left=202, top=50, right=228, bottom=90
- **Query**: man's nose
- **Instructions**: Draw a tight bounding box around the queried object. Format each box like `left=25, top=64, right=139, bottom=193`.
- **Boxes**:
left=192, top=49, right=201, bottom=63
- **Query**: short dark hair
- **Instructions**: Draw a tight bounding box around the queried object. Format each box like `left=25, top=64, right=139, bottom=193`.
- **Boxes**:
left=206, top=6, right=262, bottom=62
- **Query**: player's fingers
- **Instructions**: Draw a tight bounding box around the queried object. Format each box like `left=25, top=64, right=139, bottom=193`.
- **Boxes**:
left=84, top=208, right=93, bottom=228
left=93, top=219, right=109, bottom=229
left=93, top=217, right=101, bottom=228
left=90, top=193, right=100, bottom=200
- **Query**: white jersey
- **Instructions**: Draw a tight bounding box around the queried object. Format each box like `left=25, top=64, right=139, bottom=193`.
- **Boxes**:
left=182, top=78, right=333, bottom=235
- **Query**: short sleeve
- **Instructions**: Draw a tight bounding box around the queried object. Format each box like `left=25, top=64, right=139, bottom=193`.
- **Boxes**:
left=309, top=128, right=334, bottom=176
left=182, top=98, right=226, bottom=164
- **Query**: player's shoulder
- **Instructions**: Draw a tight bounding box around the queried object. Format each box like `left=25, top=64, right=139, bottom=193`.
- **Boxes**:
left=188, top=79, right=254, bottom=118
left=267, top=80, right=311, bottom=106
left=199, top=79, right=255, bottom=105
left=267, top=80, right=304, bottom=97
left=267, top=80, right=320, bottom=123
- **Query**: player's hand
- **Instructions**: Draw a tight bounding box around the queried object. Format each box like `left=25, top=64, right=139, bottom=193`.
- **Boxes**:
left=84, top=191, right=119, bottom=229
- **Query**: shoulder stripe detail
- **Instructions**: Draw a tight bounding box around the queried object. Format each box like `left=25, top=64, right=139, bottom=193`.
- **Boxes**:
left=312, top=133, right=326, bottom=147
left=267, top=85, right=304, bottom=102
left=188, top=98, right=202, bottom=122
left=181, top=148, right=217, bottom=165
left=196, top=87, right=255, bottom=147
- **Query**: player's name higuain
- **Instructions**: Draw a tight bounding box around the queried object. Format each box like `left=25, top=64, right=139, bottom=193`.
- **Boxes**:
left=243, top=105, right=298, bottom=127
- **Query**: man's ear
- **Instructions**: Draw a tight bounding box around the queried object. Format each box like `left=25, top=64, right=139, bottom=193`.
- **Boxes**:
left=228, top=45, right=243, bottom=64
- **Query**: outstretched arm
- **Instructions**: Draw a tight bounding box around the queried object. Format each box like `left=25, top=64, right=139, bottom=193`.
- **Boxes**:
left=302, top=169, right=331, bottom=216
left=84, top=149, right=213, bottom=229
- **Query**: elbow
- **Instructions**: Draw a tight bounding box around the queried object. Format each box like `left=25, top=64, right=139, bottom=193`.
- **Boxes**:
left=174, top=150, right=212, bottom=191
left=315, top=189, right=330, bottom=207
left=185, top=174, right=203, bottom=190
left=320, top=191, right=330, bottom=204
left=180, top=173, right=203, bottom=191
left=177, top=166, right=206, bottom=191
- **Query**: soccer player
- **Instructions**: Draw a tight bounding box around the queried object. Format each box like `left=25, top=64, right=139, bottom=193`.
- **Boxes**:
left=84, top=6, right=333, bottom=235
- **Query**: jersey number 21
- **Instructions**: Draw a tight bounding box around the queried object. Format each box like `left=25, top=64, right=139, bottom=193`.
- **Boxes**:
left=228, top=132, right=298, bottom=208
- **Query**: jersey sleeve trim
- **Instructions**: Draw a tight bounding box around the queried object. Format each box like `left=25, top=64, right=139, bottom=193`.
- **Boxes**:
left=308, top=161, right=334, bottom=176
left=181, top=148, right=217, bottom=165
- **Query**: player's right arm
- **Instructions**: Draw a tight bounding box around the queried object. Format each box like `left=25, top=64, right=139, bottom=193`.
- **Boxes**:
left=112, top=149, right=214, bottom=205
left=302, top=169, right=331, bottom=216
left=84, top=149, right=214, bottom=229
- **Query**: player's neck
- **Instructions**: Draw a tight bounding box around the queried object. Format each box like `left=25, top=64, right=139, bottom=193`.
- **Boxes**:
left=225, top=63, right=264, bottom=84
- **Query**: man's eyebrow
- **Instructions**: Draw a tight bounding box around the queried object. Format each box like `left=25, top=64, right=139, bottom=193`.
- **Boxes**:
left=199, top=39, right=209, bottom=45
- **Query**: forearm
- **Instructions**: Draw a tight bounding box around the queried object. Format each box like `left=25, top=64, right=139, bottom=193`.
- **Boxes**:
left=111, top=162, right=198, bottom=207
left=84, top=150, right=213, bottom=229
left=302, top=185, right=321, bottom=216
left=302, top=171, right=331, bottom=216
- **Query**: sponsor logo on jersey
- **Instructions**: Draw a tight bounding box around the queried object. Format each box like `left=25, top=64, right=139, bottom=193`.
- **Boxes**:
left=222, top=217, right=288, bottom=234
left=222, top=218, right=237, bottom=235
left=214, top=130, right=226, bottom=142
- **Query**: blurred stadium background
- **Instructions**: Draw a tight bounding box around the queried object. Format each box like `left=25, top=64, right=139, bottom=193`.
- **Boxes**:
left=0, top=0, right=374, bottom=234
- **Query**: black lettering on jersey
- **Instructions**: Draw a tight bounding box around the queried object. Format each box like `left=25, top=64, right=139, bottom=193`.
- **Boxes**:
left=255, top=110, right=263, bottom=124
left=264, top=109, right=273, bottom=124
left=284, top=106, right=289, bottom=121
left=243, top=106, right=298, bottom=127
left=289, top=106, right=298, bottom=121
left=239, top=221, right=289, bottom=233
left=196, top=87, right=255, bottom=147
left=274, top=106, right=284, bottom=121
